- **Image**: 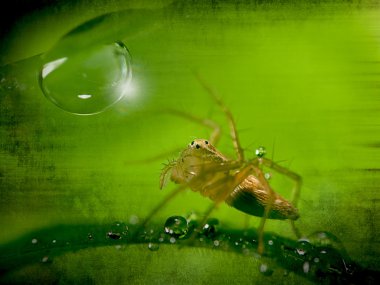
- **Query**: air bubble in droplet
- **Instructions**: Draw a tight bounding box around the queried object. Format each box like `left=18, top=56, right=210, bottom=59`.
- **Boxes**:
left=39, top=41, right=132, bottom=115
left=164, top=216, right=188, bottom=239
left=255, top=146, right=266, bottom=158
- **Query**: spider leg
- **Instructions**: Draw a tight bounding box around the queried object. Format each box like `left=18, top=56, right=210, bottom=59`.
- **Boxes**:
left=162, top=109, right=221, bottom=146
left=195, top=73, right=245, bottom=162
left=133, top=184, right=187, bottom=239
left=256, top=157, right=303, bottom=239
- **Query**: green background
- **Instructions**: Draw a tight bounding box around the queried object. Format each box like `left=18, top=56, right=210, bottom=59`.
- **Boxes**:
left=1, top=0, right=379, bottom=284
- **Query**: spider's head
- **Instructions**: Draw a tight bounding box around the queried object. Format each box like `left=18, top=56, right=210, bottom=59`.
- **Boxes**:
left=189, top=139, right=212, bottom=150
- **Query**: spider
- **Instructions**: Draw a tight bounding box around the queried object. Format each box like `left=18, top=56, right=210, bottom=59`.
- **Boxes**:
left=141, top=75, right=302, bottom=254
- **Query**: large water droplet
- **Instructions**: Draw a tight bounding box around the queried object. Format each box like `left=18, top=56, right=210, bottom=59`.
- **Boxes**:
left=39, top=41, right=132, bottom=115
left=164, top=216, right=188, bottom=239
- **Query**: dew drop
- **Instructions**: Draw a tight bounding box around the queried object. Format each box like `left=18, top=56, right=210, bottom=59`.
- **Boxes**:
left=213, top=240, right=220, bottom=247
left=164, top=216, right=188, bottom=239
left=31, top=238, right=38, bottom=244
left=296, top=239, right=312, bottom=256
left=39, top=41, right=132, bottom=115
left=129, top=215, right=139, bottom=225
left=169, top=237, right=176, bottom=244
left=303, top=261, right=310, bottom=273
left=259, top=263, right=274, bottom=276
left=202, top=218, right=219, bottom=237
left=41, top=256, right=49, bottom=263
left=255, top=146, right=266, bottom=158
left=110, top=221, right=129, bottom=237
left=148, top=242, right=159, bottom=251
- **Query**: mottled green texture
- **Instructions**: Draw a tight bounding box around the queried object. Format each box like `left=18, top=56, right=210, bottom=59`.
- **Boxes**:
left=1, top=0, right=380, bottom=283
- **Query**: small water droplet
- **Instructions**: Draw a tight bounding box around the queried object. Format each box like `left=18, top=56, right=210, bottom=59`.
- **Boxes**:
left=296, top=239, right=312, bottom=256
left=129, top=215, right=139, bottom=225
left=264, top=172, right=271, bottom=180
left=164, top=216, right=188, bottom=239
left=88, top=233, right=94, bottom=240
left=213, top=240, right=220, bottom=247
left=41, top=256, right=49, bottom=263
left=255, top=146, right=266, bottom=158
left=268, top=239, right=274, bottom=246
left=303, top=261, right=310, bottom=273
left=169, top=237, right=176, bottom=244
left=52, top=240, right=57, bottom=244
left=110, top=221, right=129, bottom=237
left=259, top=263, right=274, bottom=276
left=31, top=238, right=38, bottom=244
left=39, top=41, right=132, bottom=115
left=202, top=218, right=219, bottom=237
left=148, top=242, right=159, bottom=251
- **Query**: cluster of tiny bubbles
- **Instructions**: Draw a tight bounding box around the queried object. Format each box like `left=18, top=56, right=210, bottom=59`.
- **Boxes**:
left=255, top=146, right=266, bottom=158
left=164, top=216, right=189, bottom=239
left=39, top=41, right=132, bottom=115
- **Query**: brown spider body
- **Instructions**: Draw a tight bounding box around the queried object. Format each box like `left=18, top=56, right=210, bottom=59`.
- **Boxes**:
left=160, top=138, right=299, bottom=221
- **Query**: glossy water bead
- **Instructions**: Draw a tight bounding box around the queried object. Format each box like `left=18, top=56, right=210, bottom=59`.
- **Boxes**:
left=39, top=41, right=132, bottom=115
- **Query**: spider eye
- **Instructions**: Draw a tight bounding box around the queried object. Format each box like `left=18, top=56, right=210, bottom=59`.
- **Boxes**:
left=196, top=144, right=200, bottom=149
left=205, top=140, right=209, bottom=144
left=191, top=141, right=194, bottom=145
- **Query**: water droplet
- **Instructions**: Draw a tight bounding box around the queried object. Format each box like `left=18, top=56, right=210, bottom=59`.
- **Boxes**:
left=264, top=172, right=271, bottom=180
left=31, top=238, right=38, bottom=244
left=129, top=215, right=139, bottom=225
left=268, top=239, right=274, bottom=246
left=213, top=240, right=220, bottom=247
left=296, top=239, right=312, bottom=256
left=148, top=242, right=159, bottom=251
left=255, top=146, right=266, bottom=158
left=41, top=256, right=49, bottom=263
left=110, top=221, right=129, bottom=237
left=259, top=263, right=274, bottom=276
left=169, top=237, right=176, bottom=244
left=39, top=41, right=132, bottom=115
left=202, top=218, right=219, bottom=237
left=164, top=216, right=188, bottom=239
left=52, top=240, right=57, bottom=244
left=303, top=261, right=310, bottom=273
left=88, top=233, right=94, bottom=240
